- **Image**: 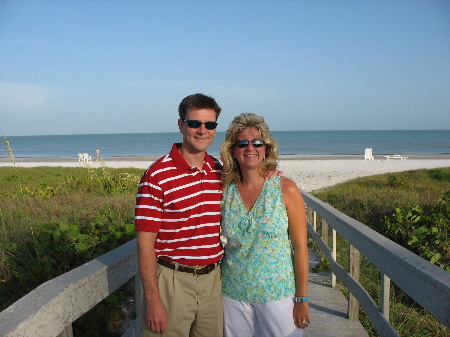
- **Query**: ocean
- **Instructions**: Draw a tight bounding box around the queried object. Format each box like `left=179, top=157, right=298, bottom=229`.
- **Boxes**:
left=3, top=130, right=449, bottom=158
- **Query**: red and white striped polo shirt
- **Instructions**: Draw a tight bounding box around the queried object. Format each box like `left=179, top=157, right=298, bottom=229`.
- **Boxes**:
left=135, top=143, right=224, bottom=266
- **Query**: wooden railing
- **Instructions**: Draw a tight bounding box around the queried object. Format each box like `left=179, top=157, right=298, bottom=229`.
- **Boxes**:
left=0, top=239, right=143, bottom=337
left=302, top=190, right=450, bottom=336
left=1, top=190, right=449, bottom=337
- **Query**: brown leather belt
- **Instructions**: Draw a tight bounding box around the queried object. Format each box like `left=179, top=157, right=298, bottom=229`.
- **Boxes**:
left=157, top=258, right=218, bottom=276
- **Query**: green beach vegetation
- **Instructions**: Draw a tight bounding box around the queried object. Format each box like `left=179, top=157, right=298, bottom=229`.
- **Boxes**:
left=312, top=167, right=450, bottom=337
left=0, top=161, right=143, bottom=336
left=0, top=153, right=448, bottom=336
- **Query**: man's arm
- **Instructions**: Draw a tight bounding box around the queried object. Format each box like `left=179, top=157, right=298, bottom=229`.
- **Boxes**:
left=136, top=230, right=168, bottom=334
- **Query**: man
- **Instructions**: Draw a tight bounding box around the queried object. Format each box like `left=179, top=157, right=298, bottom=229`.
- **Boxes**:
left=135, top=93, right=224, bottom=337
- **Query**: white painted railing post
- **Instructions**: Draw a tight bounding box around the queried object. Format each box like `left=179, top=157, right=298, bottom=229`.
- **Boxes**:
left=381, top=273, right=391, bottom=320
left=135, top=272, right=143, bottom=317
left=313, top=211, right=317, bottom=231
left=306, top=206, right=313, bottom=230
left=56, top=325, right=73, bottom=337
left=332, top=229, right=337, bottom=288
left=321, top=218, right=328, bottom=247
left=348, top=244, right=361, bottom=320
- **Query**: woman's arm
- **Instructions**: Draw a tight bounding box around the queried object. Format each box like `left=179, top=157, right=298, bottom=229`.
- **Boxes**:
left=281, top=177, right=310, bottom=328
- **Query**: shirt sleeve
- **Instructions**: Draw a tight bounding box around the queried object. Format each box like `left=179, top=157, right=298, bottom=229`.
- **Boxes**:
left=134, top=171, right=164, bottom=232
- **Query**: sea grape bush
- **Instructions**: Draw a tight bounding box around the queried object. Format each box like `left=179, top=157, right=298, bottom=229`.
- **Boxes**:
left=384, top=191, right=449, bottom=271
left=8, top=219, right=135, bottom=284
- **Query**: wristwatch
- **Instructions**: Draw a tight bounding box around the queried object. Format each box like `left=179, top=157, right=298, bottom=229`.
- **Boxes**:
left=294, top=296, right=309, bottom=303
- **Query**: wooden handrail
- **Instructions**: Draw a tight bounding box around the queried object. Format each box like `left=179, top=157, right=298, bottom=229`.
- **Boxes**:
left=0, top=240, right=140, bottom=337
left=302, top=189, right=450, bottom=335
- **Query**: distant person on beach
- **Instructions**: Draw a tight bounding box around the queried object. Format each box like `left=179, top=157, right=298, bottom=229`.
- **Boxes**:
left=134, top=93, right=224, bottom=336
left=220, top=113, right=310, bottom=337
left=96, top=147, right=100, bottom=161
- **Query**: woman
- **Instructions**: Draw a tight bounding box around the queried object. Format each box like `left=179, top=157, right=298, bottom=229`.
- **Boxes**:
left=220, top=113, right=310, bottom=337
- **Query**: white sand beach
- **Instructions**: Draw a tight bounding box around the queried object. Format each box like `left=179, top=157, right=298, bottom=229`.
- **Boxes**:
left=1, top=155, right=449, bottom=192
left=278, top=157, right=450, bottom=192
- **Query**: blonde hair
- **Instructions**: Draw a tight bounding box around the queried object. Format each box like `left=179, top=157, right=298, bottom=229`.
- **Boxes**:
left=220, top=113, right=278, bottom=186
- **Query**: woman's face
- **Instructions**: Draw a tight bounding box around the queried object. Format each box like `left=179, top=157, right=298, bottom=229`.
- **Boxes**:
left=233, top=127, right=266, bottom=172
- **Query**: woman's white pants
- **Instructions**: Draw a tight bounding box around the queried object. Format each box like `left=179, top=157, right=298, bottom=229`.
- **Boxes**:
left=223, top=295, right=306, bottom=337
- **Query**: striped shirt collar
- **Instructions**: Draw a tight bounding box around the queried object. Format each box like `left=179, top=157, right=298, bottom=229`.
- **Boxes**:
left=169, top=143, right=216, bottom=173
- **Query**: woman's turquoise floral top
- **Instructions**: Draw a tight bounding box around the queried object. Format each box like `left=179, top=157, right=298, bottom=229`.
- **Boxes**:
left=221, top=175, right=295, bottom=303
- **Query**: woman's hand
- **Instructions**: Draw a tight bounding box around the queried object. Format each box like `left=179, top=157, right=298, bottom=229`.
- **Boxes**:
left=293, top=301, right=310, bottom=328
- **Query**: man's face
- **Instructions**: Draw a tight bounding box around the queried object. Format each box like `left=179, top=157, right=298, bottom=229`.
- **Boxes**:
left=178, top=108, right=217, bottom=154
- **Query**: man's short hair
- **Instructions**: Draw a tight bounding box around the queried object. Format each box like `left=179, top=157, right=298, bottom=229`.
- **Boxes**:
left=178, top=93, right=222, bottom=120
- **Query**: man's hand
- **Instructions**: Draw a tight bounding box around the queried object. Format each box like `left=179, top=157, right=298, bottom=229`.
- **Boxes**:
left=146, top=297, right=168, bottom=333
left=137, top=231, right=168, bottom=333
left=266, top=169, right=283, bottom=179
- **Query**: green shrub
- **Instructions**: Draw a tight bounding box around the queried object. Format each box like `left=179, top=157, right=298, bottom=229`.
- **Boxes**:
left=31, top=219, right=134, bottom=277
left=384, top=192, right=449, bottom=271
left=387, top=173, right=408, bottom=188
left=430, top=168, right=450, bottom=182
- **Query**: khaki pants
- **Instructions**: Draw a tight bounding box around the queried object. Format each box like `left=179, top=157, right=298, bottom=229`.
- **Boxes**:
left=141, top=263, right=223, bottom=337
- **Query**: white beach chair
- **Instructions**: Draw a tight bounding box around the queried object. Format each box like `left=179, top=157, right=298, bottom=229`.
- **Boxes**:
left=78, top=153, right=84, bottom=163
left=82, top=153, right=92, bottom=162
left=364, top=148, right=374, bottom=160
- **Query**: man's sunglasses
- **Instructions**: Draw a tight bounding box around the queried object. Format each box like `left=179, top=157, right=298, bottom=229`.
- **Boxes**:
left=183, top=120, right=218, bottom=130
left=235, top=139, right=266, bottom=148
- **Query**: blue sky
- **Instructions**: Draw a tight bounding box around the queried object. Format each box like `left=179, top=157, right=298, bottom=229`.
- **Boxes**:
left=1, top=0, right=449, bottom=136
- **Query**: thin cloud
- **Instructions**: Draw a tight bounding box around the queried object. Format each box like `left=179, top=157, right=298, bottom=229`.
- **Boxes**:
left=0, top=82, right=50, bottom=112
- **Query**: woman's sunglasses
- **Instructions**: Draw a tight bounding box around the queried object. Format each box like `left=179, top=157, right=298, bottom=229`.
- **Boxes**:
left=183, top=120, right=218, bottom=130
left=235, top=139, right=266, bottom=148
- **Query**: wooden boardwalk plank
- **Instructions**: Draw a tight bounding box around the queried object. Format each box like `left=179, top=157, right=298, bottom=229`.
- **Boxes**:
left=306, top=272, right=369, bottom=337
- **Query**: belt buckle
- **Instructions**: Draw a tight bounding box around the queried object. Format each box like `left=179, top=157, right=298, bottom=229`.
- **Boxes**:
left=193, top=265, right=205, bottom=276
